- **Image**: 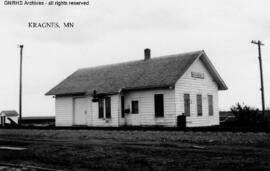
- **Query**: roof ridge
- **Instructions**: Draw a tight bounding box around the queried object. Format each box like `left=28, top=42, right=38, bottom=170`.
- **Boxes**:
left=78, top=50, right=203, bottom=71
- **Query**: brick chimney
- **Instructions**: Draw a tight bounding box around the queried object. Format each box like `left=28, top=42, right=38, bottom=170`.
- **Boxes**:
left=144, top=48, right=151, bottom=60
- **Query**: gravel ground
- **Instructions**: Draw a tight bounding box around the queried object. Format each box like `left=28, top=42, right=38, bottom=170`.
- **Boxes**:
left=0, top=129, right=269, bottom=171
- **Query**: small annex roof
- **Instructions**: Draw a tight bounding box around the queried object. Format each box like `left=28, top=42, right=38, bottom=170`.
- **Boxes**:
left=0, top=110, right=19, bottom=117
left=46, top=50, right=227, bottom=96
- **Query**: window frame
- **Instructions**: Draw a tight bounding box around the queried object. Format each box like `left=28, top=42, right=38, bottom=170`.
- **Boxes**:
left=184, top=93, right=190, bottom=116
left=98, top=98, right=104, bottom=118
left=105, top=97, right=111, bottom=118
left=197, top=94, right=202, bottom=116
left=154, top=94, right=164, bottom=118
left=208, top=95, right=213, bottom=116
left=131, top=100, right=139, bottom=114
left=98, top=97, right=111, bottom=119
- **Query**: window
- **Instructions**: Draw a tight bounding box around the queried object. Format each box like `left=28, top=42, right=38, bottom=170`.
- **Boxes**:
left=105, top=97, right=111, bottom=118
left=131, top=101, right=139, bottom=114
left=121, top=96, right=125, bottom=118
left=197, top=94, right=202, bottom=116
left=98, top=97, right=111, bottom=119
left=208, top=95, right=213, bottom=116
left=155, top=94, right=164, bottom=117
left=184, top=94, right=190, bottom=116
left=98, top=99, right=104, bottom=118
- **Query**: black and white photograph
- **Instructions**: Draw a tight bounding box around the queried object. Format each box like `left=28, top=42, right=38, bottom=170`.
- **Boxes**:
left=0, top=0, right=269, bottom=170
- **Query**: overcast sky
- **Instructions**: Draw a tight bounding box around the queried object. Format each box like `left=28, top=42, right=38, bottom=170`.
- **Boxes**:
left=0, top=0, right=269, bottom=116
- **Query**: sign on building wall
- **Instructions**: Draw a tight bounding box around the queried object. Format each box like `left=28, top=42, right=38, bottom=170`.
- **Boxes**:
left=191, top=72, right=204, bottom=79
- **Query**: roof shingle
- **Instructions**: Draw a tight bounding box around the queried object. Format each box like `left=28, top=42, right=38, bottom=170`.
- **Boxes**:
left=0, top=110, right=19, bottom=117
left=46, top=50, right=227, bottom=96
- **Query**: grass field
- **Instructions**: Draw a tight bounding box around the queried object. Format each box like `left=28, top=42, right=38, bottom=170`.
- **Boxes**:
left=0, top=129, right=269, bottom=170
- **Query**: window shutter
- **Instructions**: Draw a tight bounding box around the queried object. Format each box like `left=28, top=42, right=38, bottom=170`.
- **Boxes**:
left=121, top=96, right=125, bottom=118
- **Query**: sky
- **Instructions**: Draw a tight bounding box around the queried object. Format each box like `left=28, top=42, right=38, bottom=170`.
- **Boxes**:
left=0, top=0, right=269, bottom=116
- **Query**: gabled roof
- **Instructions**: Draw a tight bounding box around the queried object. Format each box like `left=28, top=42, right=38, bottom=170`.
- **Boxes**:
left=0, top=110, right=19, bottom=117
left=46, top=50, right=227, bottom=96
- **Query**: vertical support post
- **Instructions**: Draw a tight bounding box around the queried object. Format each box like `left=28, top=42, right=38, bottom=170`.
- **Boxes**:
left=19, top=45, right=23, bottom=125
left=251, top=40, right=265, bottom=115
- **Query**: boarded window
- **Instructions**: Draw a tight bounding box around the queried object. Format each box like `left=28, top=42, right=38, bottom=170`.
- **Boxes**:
left=121, top=96, right=125, bottom=118
left=184, top=94, right=190, bottom=116
left=131, top=101, right=139, bottom=114
left=155, top=94, right=164, bottom=117
left=197, top=94, right=202, bottom=116
left=105, top=97, right=111, bottom=118
left=98, top=99, right=104, bottom=118
left=208, top=95, right=213, bottom=116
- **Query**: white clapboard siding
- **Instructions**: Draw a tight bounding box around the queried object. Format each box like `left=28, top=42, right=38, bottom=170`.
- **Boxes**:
left=55, top=97, right=73, bottom=126
left=175, top=58, right=220, bottom=127
left=120, top=89, right=176, bottom=126
left=86, top=96, right=92, bottom=126
left=91, top=94, right=120, bottom=127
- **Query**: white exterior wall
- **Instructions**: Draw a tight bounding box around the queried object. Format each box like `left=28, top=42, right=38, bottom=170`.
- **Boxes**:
left=120, top=89, right=176, bottom=126
left=55, top=95, right=120, bottom=127
left=55, top=97, right=73, bottom=126
left=175, top=58, right=220, bottom=127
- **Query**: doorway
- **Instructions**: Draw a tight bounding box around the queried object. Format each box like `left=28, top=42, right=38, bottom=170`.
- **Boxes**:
left=73, top=97, right=87, bottom=125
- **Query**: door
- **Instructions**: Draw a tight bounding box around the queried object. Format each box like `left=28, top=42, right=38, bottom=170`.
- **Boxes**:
left=126, top=100, right=140, bottom=126
left=74, top=97, right=87, bottom=125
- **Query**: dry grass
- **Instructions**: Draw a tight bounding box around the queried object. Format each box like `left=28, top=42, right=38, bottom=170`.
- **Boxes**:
left=0, top=129, right=269, bottom=171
